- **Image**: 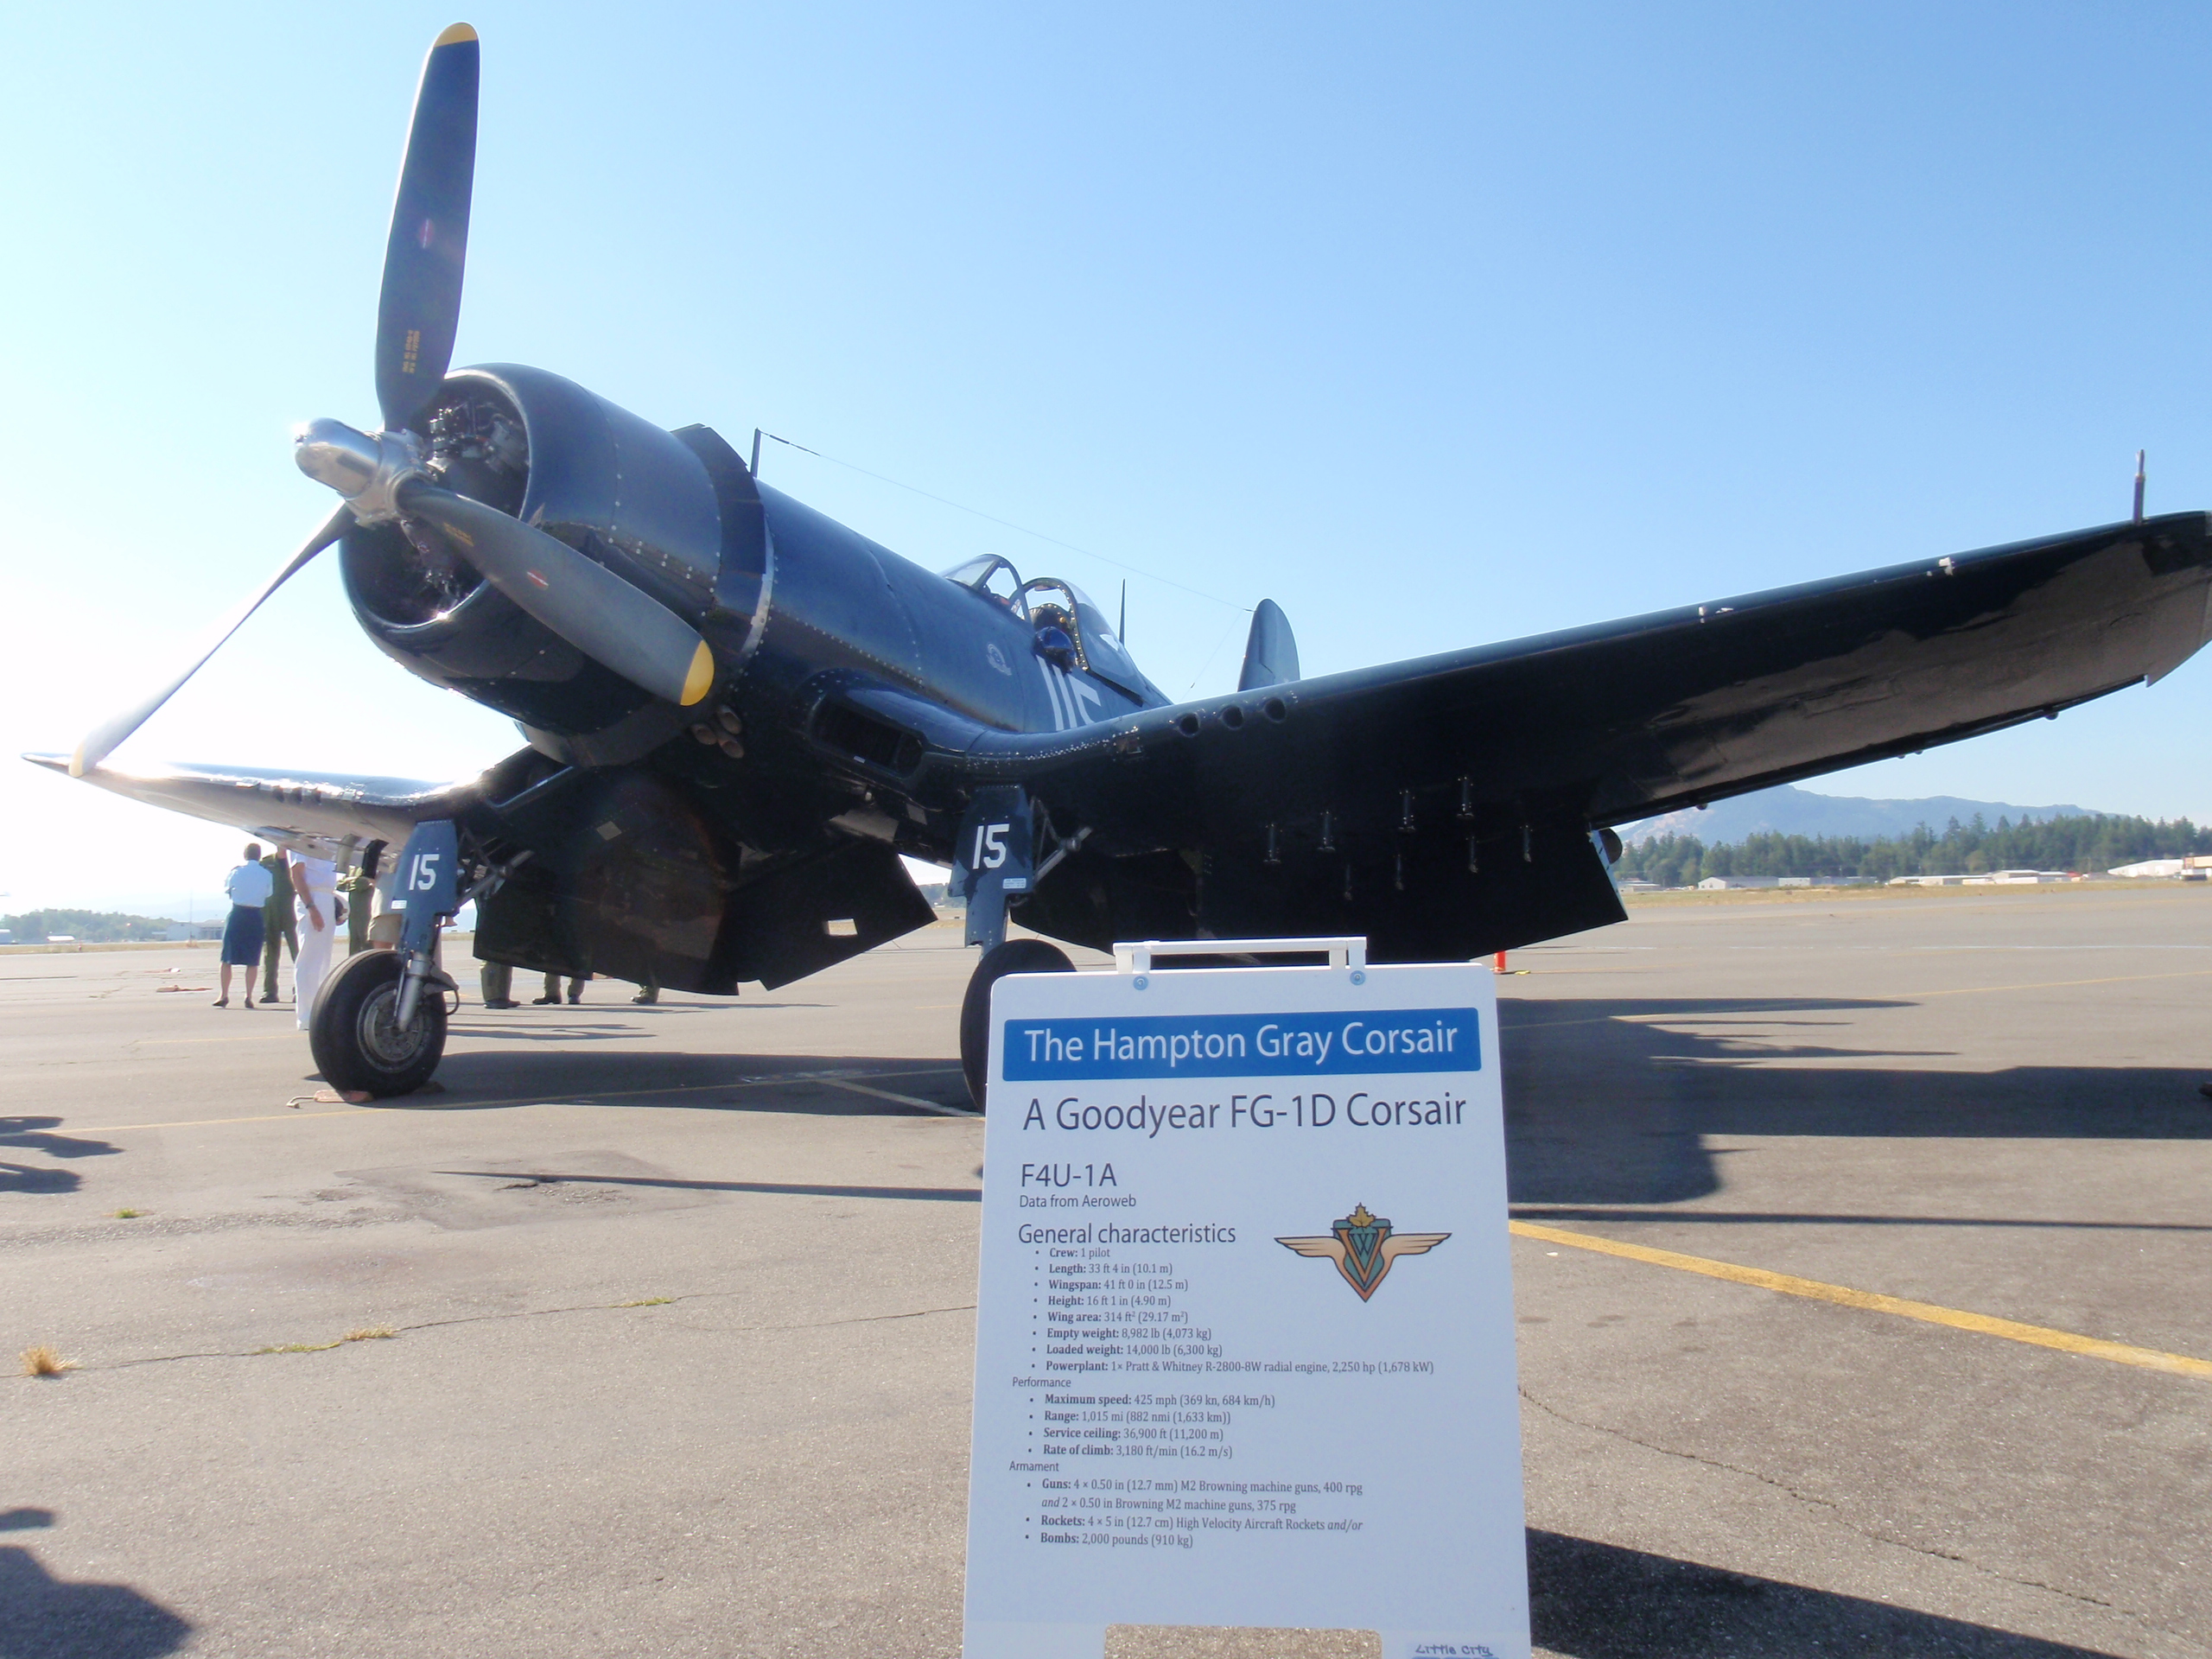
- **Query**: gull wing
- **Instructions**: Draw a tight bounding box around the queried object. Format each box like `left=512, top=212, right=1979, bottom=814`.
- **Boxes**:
left=22, top=753, right=474, bottom=851
left=989, top=513, right=2212, bottom=836
left=949, top=512, right=2212, bottom=957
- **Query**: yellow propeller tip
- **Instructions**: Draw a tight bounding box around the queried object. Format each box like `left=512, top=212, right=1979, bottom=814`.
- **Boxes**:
left=679, top=642, right=715, bottom=707
left=435, top=22, right=478, bottom=47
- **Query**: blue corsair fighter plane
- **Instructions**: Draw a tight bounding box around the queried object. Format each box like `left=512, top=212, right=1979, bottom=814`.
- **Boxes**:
left=29, top=25, right=2212, bottom=1104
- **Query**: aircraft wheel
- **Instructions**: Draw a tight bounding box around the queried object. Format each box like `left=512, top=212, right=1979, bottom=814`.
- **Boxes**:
left=961, top=939, right=1074, bottom=1109
left=308, top=950, right=448, bottom=1098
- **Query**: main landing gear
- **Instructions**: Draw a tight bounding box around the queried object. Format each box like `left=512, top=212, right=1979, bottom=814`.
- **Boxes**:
left=960, top=938, right=1072, bottom=1109
left=309, top=949, right=450, bottom=1097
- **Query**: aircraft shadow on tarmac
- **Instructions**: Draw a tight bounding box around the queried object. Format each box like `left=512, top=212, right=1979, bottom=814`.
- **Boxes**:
left=0, top=1118, right=120, bottom=1197
left=0, top=1521, right=2118, bottom=1656
left=435, top=1168, right=980, bottom=1202
left=327, top=999, right=2212, bottom=1211
left=1529, top=1529, right=2122, bottom=1657
left=1501, top=996, right=2212, bottom=1206
left=0, top=1537, right=191, bottom=1659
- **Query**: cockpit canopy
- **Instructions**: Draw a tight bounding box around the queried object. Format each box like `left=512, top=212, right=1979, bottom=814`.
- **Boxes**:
left=940, top=555, right=1161, bottom=705
left=943, top=554, right=1027, bottom=613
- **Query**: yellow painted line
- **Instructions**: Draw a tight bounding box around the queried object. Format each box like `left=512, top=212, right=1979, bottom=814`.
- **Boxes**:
left=60, top=1065, right=969, bottom=1136
left=65, top=1108, right=378, bottom=1135
left=1510, top=1220, right=2212, bottom=1381
left=1500, top=965, right=2212, bottom=1033
left=126, top=1033, right=303, bottom=1046
left=1906, top=966, right=2212, bottom=999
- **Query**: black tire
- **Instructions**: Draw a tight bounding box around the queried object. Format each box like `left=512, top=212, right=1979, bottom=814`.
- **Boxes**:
left=308, top=950, right=448, bottom=1098
left=961, top=938, right=1074, bottom=1109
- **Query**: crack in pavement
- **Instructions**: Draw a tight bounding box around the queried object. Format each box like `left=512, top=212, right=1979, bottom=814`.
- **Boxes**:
left=21, top=1292, right=981, bottom=1376
left=1516, top=1384, right=2201, bottom=1649
left=0, top=1205, right=413, bottom=1249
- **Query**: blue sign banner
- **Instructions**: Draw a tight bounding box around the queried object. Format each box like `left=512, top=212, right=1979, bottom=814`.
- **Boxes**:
left=1001, top=1007, right=1481, bottom=1081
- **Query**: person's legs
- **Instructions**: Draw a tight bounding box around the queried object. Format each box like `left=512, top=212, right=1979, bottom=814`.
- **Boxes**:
left=218, top=906, right=263, bottom=1007
left=293, top=907, right=334, bottom=1032
left=567, top=975, right=588, bottom=1004
left=534, top=973, right=560, bottom=1004
left=480, top=961, right=514, bottom=1007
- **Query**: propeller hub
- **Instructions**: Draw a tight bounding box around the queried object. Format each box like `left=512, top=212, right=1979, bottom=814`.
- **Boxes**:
left=294, top=418, right=424, bottom=524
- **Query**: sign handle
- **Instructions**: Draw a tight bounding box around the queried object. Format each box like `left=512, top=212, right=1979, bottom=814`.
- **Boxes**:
left=1110, top=935, right=1368, bottom=976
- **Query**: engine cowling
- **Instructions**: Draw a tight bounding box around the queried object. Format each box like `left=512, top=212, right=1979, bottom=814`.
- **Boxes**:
left=340, top=365, right=766, bottom=764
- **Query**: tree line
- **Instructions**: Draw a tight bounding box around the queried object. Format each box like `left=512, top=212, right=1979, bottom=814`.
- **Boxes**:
left=0, top=909, right=194, bottom=944
left=1617, top=814, right=2212, bottom=889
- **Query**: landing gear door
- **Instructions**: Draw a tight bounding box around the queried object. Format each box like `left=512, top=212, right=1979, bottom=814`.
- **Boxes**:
left=391, top=819, right=461, bottom=955
left=954, top=786, right=1032, bottom=950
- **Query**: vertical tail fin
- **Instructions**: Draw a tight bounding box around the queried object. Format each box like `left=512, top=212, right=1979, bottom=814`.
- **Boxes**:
left=1237, top=599, right=1300, bottom=690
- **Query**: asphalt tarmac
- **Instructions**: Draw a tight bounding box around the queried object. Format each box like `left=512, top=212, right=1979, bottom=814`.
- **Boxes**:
left=3, top=887, right=2209, bottom=1658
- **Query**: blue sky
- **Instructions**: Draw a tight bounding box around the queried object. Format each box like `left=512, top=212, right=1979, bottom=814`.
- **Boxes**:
left=5, top=3, right=2212, bottom=917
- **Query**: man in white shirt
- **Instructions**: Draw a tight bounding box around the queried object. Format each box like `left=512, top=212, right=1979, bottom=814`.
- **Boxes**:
left=218, top=843, right=275, bottom=1008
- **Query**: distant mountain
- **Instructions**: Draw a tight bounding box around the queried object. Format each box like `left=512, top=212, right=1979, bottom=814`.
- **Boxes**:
left=1621, top=784, right=2096, bottom=847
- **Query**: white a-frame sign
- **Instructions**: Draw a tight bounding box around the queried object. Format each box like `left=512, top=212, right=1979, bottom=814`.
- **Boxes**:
left=964, top=938, right=1529, bottom=1659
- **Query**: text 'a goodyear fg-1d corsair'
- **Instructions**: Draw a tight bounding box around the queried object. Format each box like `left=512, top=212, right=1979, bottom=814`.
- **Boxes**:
left=30, top=25, right=2212, bottom=1106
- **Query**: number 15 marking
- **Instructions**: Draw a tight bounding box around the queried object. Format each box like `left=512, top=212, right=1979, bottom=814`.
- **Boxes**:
left=972, top=823, right=1009, bottom=870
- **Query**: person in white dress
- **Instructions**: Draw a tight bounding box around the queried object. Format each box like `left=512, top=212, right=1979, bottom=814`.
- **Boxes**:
left=289, top=850, right=340, bottom=1032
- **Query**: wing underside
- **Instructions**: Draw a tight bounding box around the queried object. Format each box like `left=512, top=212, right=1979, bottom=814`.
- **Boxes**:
left=22, top=753, right=469, bottom=853
left=994, top=512, right=2212, bottom=832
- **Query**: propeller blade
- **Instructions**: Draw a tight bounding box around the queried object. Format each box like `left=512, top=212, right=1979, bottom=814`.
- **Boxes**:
left=397, top=483, right=716, bottom=708
left=69, top=505, right=355, bottom=778
left=375, top=23, right=480, bottom=433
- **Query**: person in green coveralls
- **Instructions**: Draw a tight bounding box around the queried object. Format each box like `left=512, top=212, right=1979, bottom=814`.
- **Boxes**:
left=479, top=960, right=519, bottom=1007
left=534, top=973, right=589, bottom=1004
left=258, top=849, right=296, bottom=1003
left=337, top=842, right=378, bottom=958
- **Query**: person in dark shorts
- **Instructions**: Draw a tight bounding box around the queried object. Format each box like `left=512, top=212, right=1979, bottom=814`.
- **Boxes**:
left=217, top=843, right=275, bottom=1008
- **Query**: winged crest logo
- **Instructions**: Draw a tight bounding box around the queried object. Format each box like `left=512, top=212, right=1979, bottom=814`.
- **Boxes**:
left=1277, top=1204, right=1450, bottom=1301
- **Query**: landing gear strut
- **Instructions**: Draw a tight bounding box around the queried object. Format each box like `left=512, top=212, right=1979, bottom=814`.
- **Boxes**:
left=960, top=938, right=1073, bottom=1109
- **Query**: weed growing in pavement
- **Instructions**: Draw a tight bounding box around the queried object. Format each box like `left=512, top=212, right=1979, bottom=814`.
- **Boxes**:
left=618, top=1298, right=675, bottom=1307
left=21, top=1346, right=73, bottom=1377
